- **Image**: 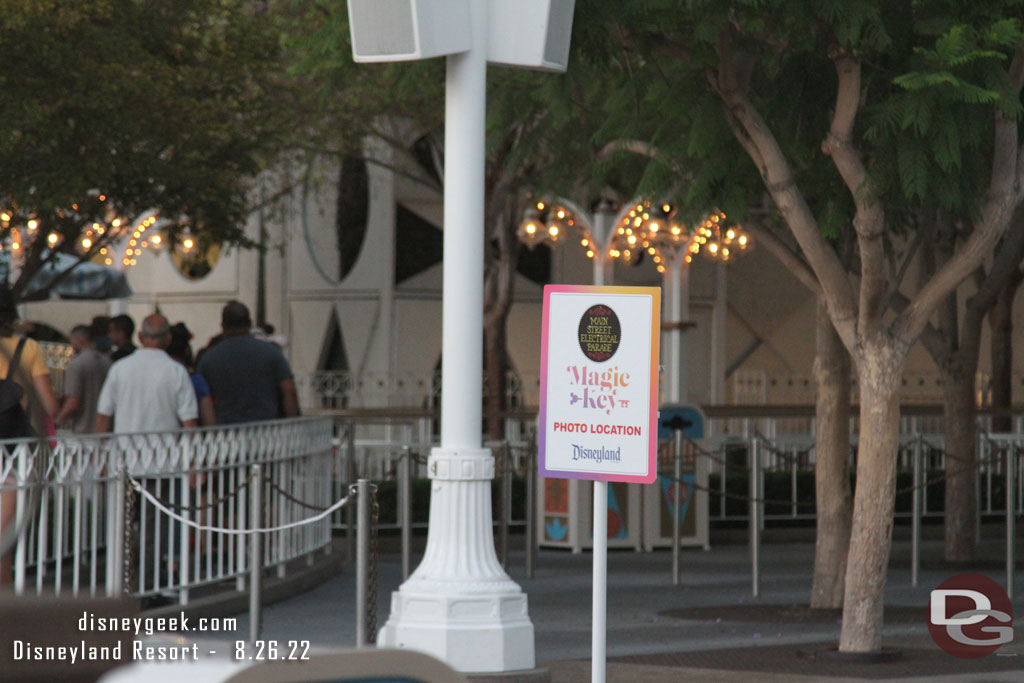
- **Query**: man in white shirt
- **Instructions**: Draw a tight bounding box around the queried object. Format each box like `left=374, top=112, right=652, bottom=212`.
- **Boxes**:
left=96, top=314, right=198, bottom=434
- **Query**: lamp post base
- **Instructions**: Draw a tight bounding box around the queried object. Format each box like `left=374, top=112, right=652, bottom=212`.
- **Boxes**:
left=378, top=448, right=536, bottom=673
left=378, top=591, right=534, bottom=672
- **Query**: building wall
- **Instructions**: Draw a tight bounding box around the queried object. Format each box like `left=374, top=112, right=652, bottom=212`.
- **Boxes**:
left=20, top=156, right=1024, bottom=410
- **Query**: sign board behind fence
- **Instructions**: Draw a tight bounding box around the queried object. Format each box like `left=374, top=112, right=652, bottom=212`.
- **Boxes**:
left=538, top=285, right=660, bottom=484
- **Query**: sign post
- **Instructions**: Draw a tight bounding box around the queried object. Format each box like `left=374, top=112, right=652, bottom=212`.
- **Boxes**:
left=538, top=284, right=660, bottom=683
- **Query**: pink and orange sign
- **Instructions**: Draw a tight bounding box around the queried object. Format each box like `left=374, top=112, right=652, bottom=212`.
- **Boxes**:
left=538, top=285, right=660, bottom=484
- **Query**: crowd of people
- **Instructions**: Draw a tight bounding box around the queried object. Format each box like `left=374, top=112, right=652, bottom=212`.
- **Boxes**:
left=55, top=302, right=298, bottom=436
left=0, top=294, right=300, bottom=586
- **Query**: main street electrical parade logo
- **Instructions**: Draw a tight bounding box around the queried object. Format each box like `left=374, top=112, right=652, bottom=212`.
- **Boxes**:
left=564, top=304, right=635, bottom=419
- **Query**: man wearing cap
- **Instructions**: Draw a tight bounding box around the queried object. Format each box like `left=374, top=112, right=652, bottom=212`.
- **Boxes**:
left=197, top=301, right=298, bottom=424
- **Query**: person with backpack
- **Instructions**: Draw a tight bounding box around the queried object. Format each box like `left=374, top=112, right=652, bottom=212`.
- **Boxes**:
left=0, top=285, right=58, bottom=586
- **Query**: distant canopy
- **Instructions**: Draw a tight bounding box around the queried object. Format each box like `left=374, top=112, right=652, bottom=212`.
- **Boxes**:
left=0, top=252, right=132, bottom=301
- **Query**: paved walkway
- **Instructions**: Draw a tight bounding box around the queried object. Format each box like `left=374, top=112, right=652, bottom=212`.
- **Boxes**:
left=184, top=536, right=1024, bottom=681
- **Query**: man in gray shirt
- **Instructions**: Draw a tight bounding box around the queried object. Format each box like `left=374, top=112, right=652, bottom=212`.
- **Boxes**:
left=197, top=301, right=298, bottom=424
left=54, top=325, right=112, bottom=433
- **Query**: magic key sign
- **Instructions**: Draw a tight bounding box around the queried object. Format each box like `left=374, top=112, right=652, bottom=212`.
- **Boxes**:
left=538, top=285, right=660, bottom=483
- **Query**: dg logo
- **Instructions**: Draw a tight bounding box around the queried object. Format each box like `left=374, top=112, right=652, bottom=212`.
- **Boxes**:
left=929, top=573, right=1013, bottom=658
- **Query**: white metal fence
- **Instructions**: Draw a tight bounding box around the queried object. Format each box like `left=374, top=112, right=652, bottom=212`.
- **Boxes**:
left=0, top=416, right=336, bottom=602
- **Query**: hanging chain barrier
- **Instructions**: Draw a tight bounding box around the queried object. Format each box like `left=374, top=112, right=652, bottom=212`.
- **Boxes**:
left=264, top=476, right=332, bottom=512
left=659, top=431, right=1000, bottom=510
left=133, top=470, right=258, bottom=513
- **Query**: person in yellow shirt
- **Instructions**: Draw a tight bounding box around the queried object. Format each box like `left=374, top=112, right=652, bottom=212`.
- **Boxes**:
left=0, top=286, right=58, bottom=587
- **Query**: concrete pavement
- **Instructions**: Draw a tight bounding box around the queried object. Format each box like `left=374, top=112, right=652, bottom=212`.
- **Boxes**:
left=180, top=534, right=1024, bottom=681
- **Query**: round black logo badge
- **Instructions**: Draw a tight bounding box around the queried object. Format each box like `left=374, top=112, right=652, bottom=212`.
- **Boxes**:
left=578, top=304, right=621, bottom=362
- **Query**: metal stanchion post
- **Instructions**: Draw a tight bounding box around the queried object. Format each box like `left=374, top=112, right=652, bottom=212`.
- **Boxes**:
left=111, top=466, right=125, bottom=596
left=525, top=441, right=536, bottom=579
left=672, top=430, right=682, bottom=586
left=1007, top=444, right=1015, bottom=599
left=976, top=433, right=984, bottom=546
left=400, top=447, right=411, bottom=581
left=750, top=436, right=760, bottom=598
left=355, top=478, right=369, bottom=647
left=912, top=435, right=922, bottom=587
left=501, top=441, right=511, bottom=570
left=346, top=428, right=356, bottom=561
left=249, top=464, right=262, bottom=644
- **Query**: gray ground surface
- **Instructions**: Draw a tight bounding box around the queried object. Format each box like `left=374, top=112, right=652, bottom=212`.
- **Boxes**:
left=180, top=535, right=1024, bottom=681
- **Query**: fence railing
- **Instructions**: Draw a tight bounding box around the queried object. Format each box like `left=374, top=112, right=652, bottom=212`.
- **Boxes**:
left=320, top=406, right=1024, bottom=529
left=0, top=416, right=337, bottom=602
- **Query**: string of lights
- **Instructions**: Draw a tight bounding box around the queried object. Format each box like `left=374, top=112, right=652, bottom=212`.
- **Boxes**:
left=517, top=198, right=754, bottom=270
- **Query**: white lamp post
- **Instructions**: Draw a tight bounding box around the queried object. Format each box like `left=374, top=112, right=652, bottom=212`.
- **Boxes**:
left=347, top=0, right=575, bottom=673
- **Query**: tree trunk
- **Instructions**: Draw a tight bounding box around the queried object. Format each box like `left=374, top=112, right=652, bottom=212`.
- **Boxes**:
left=942, top=362, right=978, bottom=562
left=839, top=342, right=903, bottom=652
left=484, top=317, right=508, bottom=440
left=989, top=280, right=1018, bottom=432
left=811, top=298, right=853, bottom=608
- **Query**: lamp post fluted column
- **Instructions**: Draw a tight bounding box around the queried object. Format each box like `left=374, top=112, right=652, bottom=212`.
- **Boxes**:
left=377, top=0, right=534, bottom=672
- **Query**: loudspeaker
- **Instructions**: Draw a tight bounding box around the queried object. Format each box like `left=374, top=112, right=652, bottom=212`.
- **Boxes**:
left=348, top=0, right=471, bottom=62
left=487, top=0, right=575, bottom=72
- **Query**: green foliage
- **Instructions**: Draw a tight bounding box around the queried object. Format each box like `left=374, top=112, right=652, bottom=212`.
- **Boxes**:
left=0, top=0, right=299, bottom=297
left=556, top=0, right=1024, bottom=252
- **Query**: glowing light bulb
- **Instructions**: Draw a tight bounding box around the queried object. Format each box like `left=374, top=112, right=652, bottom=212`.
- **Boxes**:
left=739, top=235, right=748, bottom=246
left=662, top=204, right=671, bottom=213
left=0, top=212, right=9, bottom=222
left=112, top=218, right=121, bottom=228
left=81, top=238, right=92, bottom=249
left=536, top=202, right=545, bottom=210
left=726, top=229, right=735, bottom=240
left=47, top=233, right=58, bottom=245
left=548, top=226, right=559, bottom=237
left=627, top=234, right=637, bottom=245
left=586, top=250, right=594, bottom=258
left=28, top=219, right=38, bottom=231
left=671, top=226, right=681, bottom=235
left=152, top=235, right=162, bottom=245
left=581, top=238, right=589, bottom=247
left=556, top=209, right=566, bottom=219
left=525, top=223, right=536, bottom=235
left=182, top=238, right=194, bottom=250
left=709, top=242, right=719, bottom=254
left=649, top=222, right=659, bottom=233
